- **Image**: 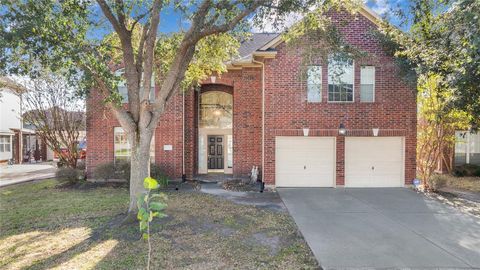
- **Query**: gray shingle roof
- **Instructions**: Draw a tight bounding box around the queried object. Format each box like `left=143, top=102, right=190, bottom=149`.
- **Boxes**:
left=238, top=33, right=279, bottom=58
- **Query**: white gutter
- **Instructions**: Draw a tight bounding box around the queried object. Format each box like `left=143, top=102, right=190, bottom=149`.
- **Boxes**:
left=252, top=59, right=265, bottom=183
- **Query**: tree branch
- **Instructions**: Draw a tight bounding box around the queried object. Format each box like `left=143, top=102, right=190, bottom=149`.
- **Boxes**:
left=97, top=0, right=127, bottom=40
left=140, top=0, right=163, bottom=103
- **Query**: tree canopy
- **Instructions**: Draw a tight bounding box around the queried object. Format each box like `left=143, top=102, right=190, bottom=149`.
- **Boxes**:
left=0, top=0, right=365, bottom=217
left=380, top=0, right=480, bottom=124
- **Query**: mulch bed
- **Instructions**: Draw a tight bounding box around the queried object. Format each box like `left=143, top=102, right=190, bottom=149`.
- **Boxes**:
left=222, top=179, right=261, bottom=192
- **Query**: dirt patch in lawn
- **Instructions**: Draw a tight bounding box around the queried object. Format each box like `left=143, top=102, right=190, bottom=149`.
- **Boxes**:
left=0, top=180, right=318, bottom=270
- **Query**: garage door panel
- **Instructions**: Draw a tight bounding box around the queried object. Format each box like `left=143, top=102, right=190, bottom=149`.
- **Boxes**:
left=346, top=137, right=404, bottom=188
left=276, top=137, right=335, bottom=187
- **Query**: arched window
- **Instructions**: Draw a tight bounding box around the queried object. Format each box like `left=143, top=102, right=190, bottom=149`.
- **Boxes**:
left=199, top=91, right=233, bottom=129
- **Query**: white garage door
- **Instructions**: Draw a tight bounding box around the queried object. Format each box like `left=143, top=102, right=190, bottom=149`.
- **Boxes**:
left=345, top=137, right=404, bottom=187
left=275, top=137, right=335, bottom=187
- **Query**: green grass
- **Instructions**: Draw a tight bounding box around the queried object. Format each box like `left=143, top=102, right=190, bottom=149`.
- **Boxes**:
left=0, top=180, right=318, bottom=270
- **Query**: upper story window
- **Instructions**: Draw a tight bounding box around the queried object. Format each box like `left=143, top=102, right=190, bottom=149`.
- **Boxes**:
left=307, top=65, right=322, bottom=102
left=328, top=56, right=354, bottom=102
left=115, top=69, right=155, bottom=103
left=360, top=66, right=375, bottom=102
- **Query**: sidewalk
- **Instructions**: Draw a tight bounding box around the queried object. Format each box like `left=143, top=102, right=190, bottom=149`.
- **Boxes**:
left=0, top=163, right=56, bottom=187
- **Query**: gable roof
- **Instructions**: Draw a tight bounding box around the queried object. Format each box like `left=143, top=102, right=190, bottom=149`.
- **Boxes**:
left=227, top=5, right=383, bottom=69
left=0, top=76, right=27, bottom=95
left=238, top=33, right=280, bottom=58
left=239, top=6, right=382, bottom=58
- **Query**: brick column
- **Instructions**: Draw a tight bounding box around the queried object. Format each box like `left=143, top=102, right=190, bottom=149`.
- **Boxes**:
left=336, top=136, right=345, bottom=186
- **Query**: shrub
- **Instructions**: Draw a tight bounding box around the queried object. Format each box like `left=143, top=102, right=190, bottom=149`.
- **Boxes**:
left=452, top=164, right=480, bottom=177
left=56, top=167, right=83, bottom=184
left=93, top=161, right=168, bottom=187
left=150, top=163, right=168, bottom=187
left=115, top=160, right=131, bottom=180
left=428, top=174, right=448, bottom=191
left=76, top=161, right=86, bottom=170
left=93, top=162, right=116, bottom=181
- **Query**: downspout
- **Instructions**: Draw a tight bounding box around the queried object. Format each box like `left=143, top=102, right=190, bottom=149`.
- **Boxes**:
left=252, top=58, right=265, bottom=188
left=19, top=92, right=23, bottom=164
left=182, top=90, right=186, bottom=182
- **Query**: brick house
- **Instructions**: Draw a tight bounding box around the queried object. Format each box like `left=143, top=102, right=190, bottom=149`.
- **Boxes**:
left=87, top=6, right=417, bottom=187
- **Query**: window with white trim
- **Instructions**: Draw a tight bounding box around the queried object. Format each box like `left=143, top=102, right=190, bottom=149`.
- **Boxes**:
left=114, top=127, right=155, bottom=162
left=0, top=135, right=11, bottom=152
left=360, top=66, right=375, bottom=102
left=115, top=69, right=155, bottom=103
left=307, top=65, right=322, bottom=102
left=455, top=131, right=480, bottom=165
left=328, top=56, right=354, bottom=102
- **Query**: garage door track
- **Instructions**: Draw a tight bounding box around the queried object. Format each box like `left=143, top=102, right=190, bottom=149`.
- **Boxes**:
left=278, top=188, right=480, bottom=269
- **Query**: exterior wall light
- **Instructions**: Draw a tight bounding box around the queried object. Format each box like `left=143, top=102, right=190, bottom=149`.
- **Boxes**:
left=372, top=128, right=379, bottom=136
left=338, top=123, right=346, bottom=136
left=303, top=128, right=310, bottom=137
left=211, top=76, right=216, bottom=83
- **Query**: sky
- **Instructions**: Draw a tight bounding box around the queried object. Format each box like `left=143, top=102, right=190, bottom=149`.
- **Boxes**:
left=88, top=0, right=412, bottom=38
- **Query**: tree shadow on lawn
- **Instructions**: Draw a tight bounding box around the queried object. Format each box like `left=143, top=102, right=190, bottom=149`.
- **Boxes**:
left=0, top=181, right=319, bottom=270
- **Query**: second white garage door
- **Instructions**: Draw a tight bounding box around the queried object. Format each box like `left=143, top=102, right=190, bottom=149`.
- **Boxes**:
left=275, top=137, right=335, bottom=187
left=345, top=137, right=404, bottom=187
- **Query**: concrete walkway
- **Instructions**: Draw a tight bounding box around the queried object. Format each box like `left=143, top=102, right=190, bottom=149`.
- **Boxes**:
left=278, top=188, right=480, bottom=269
left=0, top=163, right=56, bottom=187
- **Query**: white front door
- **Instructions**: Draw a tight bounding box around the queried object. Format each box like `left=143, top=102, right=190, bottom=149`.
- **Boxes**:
left=275, top=137, right=335, bottom=187
left=345, top=137, right=404, bottom=187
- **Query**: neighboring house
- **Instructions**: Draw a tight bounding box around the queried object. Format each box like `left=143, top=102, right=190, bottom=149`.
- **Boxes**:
left=454, top=131, right=480, bottom=166
left=23, top=110, right=87, bottom=161
left=87, top=7, right=417, bottom=187
left=436, top=130, right=480, bottom=173
left=0, top=77, right=40, bottom=164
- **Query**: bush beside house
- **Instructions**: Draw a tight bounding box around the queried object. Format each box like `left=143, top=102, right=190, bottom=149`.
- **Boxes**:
left=93, top=161, right=168, bottom=186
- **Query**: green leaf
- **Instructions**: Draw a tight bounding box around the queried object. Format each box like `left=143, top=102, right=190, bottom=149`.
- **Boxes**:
left=156, top=213, right=168, bottom=218
left=143, top=233, right=149, bottom=240
left=150, top=202, right=167, bottom=211
left=139, top=220, right=147, bottom=231
left=137, top=194, right=146, bottom=209
left=143, top=177, right=159, bottom=190
left=150, top=193, right=168, bottom=200
left=137, top=208, right=147, bottom=221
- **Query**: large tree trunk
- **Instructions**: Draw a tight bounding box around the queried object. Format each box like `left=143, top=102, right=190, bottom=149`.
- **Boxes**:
left=125, top=130, right=153, bottom=221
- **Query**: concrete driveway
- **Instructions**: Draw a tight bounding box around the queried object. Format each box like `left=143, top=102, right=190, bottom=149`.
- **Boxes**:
left=0, top=163, right=56, bottom=187
left=278, top=188, right=480, bottom=269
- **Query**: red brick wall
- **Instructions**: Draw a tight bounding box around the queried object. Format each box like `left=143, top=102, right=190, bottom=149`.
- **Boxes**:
left=87, top=10, right=416, bottom=185
left=86, top=69, right=263, bottom=180
left=189, top=72, right=263, bottom=178
left=262, top=11, right=417, bottom=185
left=153, top=93, right=183, bottom=178
left=232, top=68, right=263, bottom=177
left=86, top=87, right=185, bottom=179
left=86, top=89, right=117, bottom=174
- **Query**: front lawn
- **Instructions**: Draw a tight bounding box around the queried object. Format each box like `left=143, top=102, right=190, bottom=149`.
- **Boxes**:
left=0, top=180, right=318, bottom=269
